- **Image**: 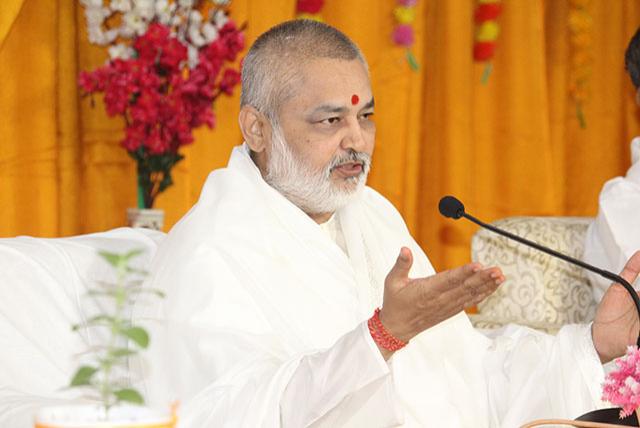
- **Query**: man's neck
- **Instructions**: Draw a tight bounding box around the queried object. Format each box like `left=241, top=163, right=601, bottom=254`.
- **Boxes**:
left=308, top=211, right=333, bottom=224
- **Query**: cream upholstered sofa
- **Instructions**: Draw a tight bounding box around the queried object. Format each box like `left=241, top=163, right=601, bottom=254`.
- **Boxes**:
left=0, top=228, right=165, bottom=427
left=469, top=216, right=597, bottom=333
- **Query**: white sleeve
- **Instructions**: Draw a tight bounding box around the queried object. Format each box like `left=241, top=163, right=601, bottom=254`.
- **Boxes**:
left=281, top=321, right=402, bottom=428
left=138, top=249, right=403, bottom=428
left=584, top=138, right=640, bottom=302
left=485, top=323, right=605, bottom=427
left=169, top=320, right=403, bottom=428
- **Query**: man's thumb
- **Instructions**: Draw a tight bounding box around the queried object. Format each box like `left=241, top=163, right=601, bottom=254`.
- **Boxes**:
left=388, top=247, right=413, bottom=282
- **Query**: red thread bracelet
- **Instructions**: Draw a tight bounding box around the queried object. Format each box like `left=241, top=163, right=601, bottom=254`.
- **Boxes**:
left=367, top=308, right=407, bottom=352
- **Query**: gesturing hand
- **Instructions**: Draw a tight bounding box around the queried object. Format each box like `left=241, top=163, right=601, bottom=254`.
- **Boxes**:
left=592, top=251, right=640, bottom=363
left=378, top=247, right=504, bottom=347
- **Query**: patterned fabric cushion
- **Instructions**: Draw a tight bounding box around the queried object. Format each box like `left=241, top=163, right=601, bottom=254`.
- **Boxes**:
left=469, top=216, right=596, bottom=333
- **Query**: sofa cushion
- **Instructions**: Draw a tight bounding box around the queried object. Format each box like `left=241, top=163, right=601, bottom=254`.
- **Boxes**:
left=0, top=228, right=165, bottom=423
left=469, top=217, right=596, bottom=333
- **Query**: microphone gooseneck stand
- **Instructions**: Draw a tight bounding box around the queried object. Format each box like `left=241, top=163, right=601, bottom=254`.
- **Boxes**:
left=439, top=195, right=640, bottom=427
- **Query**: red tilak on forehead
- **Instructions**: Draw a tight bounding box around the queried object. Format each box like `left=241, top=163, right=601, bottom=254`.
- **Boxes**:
left=351, top=94, right=359, bottom=105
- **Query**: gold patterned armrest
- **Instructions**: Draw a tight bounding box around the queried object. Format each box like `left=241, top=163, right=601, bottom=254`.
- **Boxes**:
left=469, top=216, right=596, bottom=333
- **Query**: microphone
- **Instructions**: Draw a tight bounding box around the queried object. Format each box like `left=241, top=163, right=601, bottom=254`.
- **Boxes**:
left=439, top=195, right=640, bottom=346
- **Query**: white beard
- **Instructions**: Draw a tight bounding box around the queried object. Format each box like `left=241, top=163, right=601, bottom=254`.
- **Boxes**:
left=264, top=125, right=371, bottom=215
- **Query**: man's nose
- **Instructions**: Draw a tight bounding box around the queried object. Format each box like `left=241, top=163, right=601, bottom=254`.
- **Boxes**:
left=341, top=117, right=366, bottom=151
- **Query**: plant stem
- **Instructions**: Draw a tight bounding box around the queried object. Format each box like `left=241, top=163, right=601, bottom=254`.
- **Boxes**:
left=100, top=268, right=127, bottom=414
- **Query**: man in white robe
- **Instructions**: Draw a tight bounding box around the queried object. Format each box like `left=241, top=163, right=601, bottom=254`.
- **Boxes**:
left=584, top=28, right=640, bottom=302
left=138, top=20, right=640, bottom=427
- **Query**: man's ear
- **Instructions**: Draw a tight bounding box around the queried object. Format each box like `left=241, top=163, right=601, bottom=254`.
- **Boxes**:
left=239, top=105, right=270, bottom=153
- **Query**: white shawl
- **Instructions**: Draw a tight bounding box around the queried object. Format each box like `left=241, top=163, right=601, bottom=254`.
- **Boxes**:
left=137, top=145, right=604, bottom=427
left=585, top=137, right=640, bottom=301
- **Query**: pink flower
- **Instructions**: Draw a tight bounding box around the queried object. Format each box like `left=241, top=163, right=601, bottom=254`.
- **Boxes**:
left=602, top=346, right=640, bottom=418
left=397, top=0, right=417, bottom=6
left=296, top=0, right=325, bottom=14
left=392, top=24, right=414, bottom=47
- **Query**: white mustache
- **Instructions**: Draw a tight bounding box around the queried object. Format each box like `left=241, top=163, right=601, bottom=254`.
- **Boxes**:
left=328, top=151, right=371, bottom=174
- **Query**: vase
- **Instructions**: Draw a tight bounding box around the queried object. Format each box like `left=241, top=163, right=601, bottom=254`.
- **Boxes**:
left=34, top=404, right=176, bottom=428
left=126, top=208, right=164, bottom=231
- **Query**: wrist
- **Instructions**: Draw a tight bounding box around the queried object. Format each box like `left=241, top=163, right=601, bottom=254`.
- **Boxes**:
left=378, top=307, right=414, bottom=343
left=368, top=308, right=409, bottom=353
left=591, top=323, right=617, bottom=364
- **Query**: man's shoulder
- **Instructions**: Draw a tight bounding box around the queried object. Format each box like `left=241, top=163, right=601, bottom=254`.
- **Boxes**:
left=361, top=186, right=403, bottom=215
left=360, top=186, right=410, bottom=231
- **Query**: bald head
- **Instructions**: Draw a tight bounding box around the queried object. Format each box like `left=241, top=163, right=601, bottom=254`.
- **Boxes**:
left=240, top=19, right=368, bottom=124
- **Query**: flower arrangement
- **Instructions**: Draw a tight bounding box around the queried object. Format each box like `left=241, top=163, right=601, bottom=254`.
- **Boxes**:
left=602, top=346, right=640, bottom=420
left=473, top=0, right=502, bottom=84
left=568, top=0, right=592, bottom=129
left=69, top=249, right=163, bottom=413
left=392, top=0, right=419, bottom=71
left=78, top=0, right=245, bottom=209
left=296, top=0, right=325, bottom=21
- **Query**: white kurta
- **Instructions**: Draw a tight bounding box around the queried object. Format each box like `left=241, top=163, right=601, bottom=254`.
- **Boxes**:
left=584, top=138, right=640, bottom=301
left=136, top=145, right=605, bottom=428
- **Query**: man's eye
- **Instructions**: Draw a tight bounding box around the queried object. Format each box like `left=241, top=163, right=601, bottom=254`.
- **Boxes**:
left=360, top=112, right=374, bottom=120
left=320, top=117, right=341, bottom=125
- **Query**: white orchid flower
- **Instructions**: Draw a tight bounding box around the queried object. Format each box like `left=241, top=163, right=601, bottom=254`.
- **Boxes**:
left=80, top=0, right=104, bottom=8
left=188, top=26, right=206, bottom=47
left=187, top=44, right=199, bottom=69
left=109, top=0, right=132, bottom=13
left=133, top=0, right=155, bottom=21
left=108, top=43, right=135, bottom=60
left=88, top=28, right=110, bottom=45
left=122, top=10, right=148, bottom=37
left=188, top=10, right=203, bottom=23
left=201, top=22, right=218, bottom=43
left=213, top=10, right=228, bottom=28
left=155, top=0, right=176, bottom=24
left=84, top=6, right=109, bottom=28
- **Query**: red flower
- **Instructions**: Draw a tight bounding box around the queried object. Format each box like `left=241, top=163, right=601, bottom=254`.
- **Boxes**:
left=473, top=41, right=496, bottom=61
left=123, top=124, right=146, bottom=152
left=133, top=23, right=170, bottom=63
left=296, top=0, right=324, bottom=14
left=219, top=68, right=241, bottom=95
left=474, top=3, right=502, bottom=24
left=80, top=18, right=242, bottom=157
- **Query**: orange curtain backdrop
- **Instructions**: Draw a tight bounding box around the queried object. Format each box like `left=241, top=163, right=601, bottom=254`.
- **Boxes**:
left=1, top=0, right=639, bottom=272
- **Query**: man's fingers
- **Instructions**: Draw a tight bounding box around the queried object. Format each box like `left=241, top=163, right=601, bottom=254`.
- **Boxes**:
left=386, top=247, right=414, bottom=285
left=449, top=267, right=504, bottom=305
left=619, top=250, right=640, bottom=286
left=429, top=262, right=483, bottom=292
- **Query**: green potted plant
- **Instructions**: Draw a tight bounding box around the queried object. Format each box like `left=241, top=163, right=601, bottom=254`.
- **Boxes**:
left=34, top=249, right=175, bottom=428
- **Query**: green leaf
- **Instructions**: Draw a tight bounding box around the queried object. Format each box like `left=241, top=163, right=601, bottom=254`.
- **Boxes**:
left=148, top=288, right=165, bottom=298
left=87, top=289, right=117, bottom=298
left=70, top=365, right=98, bottom=386
left=114, top=388, right=144, bottom=405
left=110, top=348, right=136, bottom=358
left=123, top=326, right=149, bottom=348
left=98, top=250, right=122, bottom=268
left=72, top=315, right=114, bottom=331
left=88, top=314, right=115, bottom=324
left=123, top=248, right=144, bottom=261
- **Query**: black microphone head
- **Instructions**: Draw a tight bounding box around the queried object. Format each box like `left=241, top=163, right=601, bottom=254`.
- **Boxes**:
left=439, top=196, right=465, bottom=219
